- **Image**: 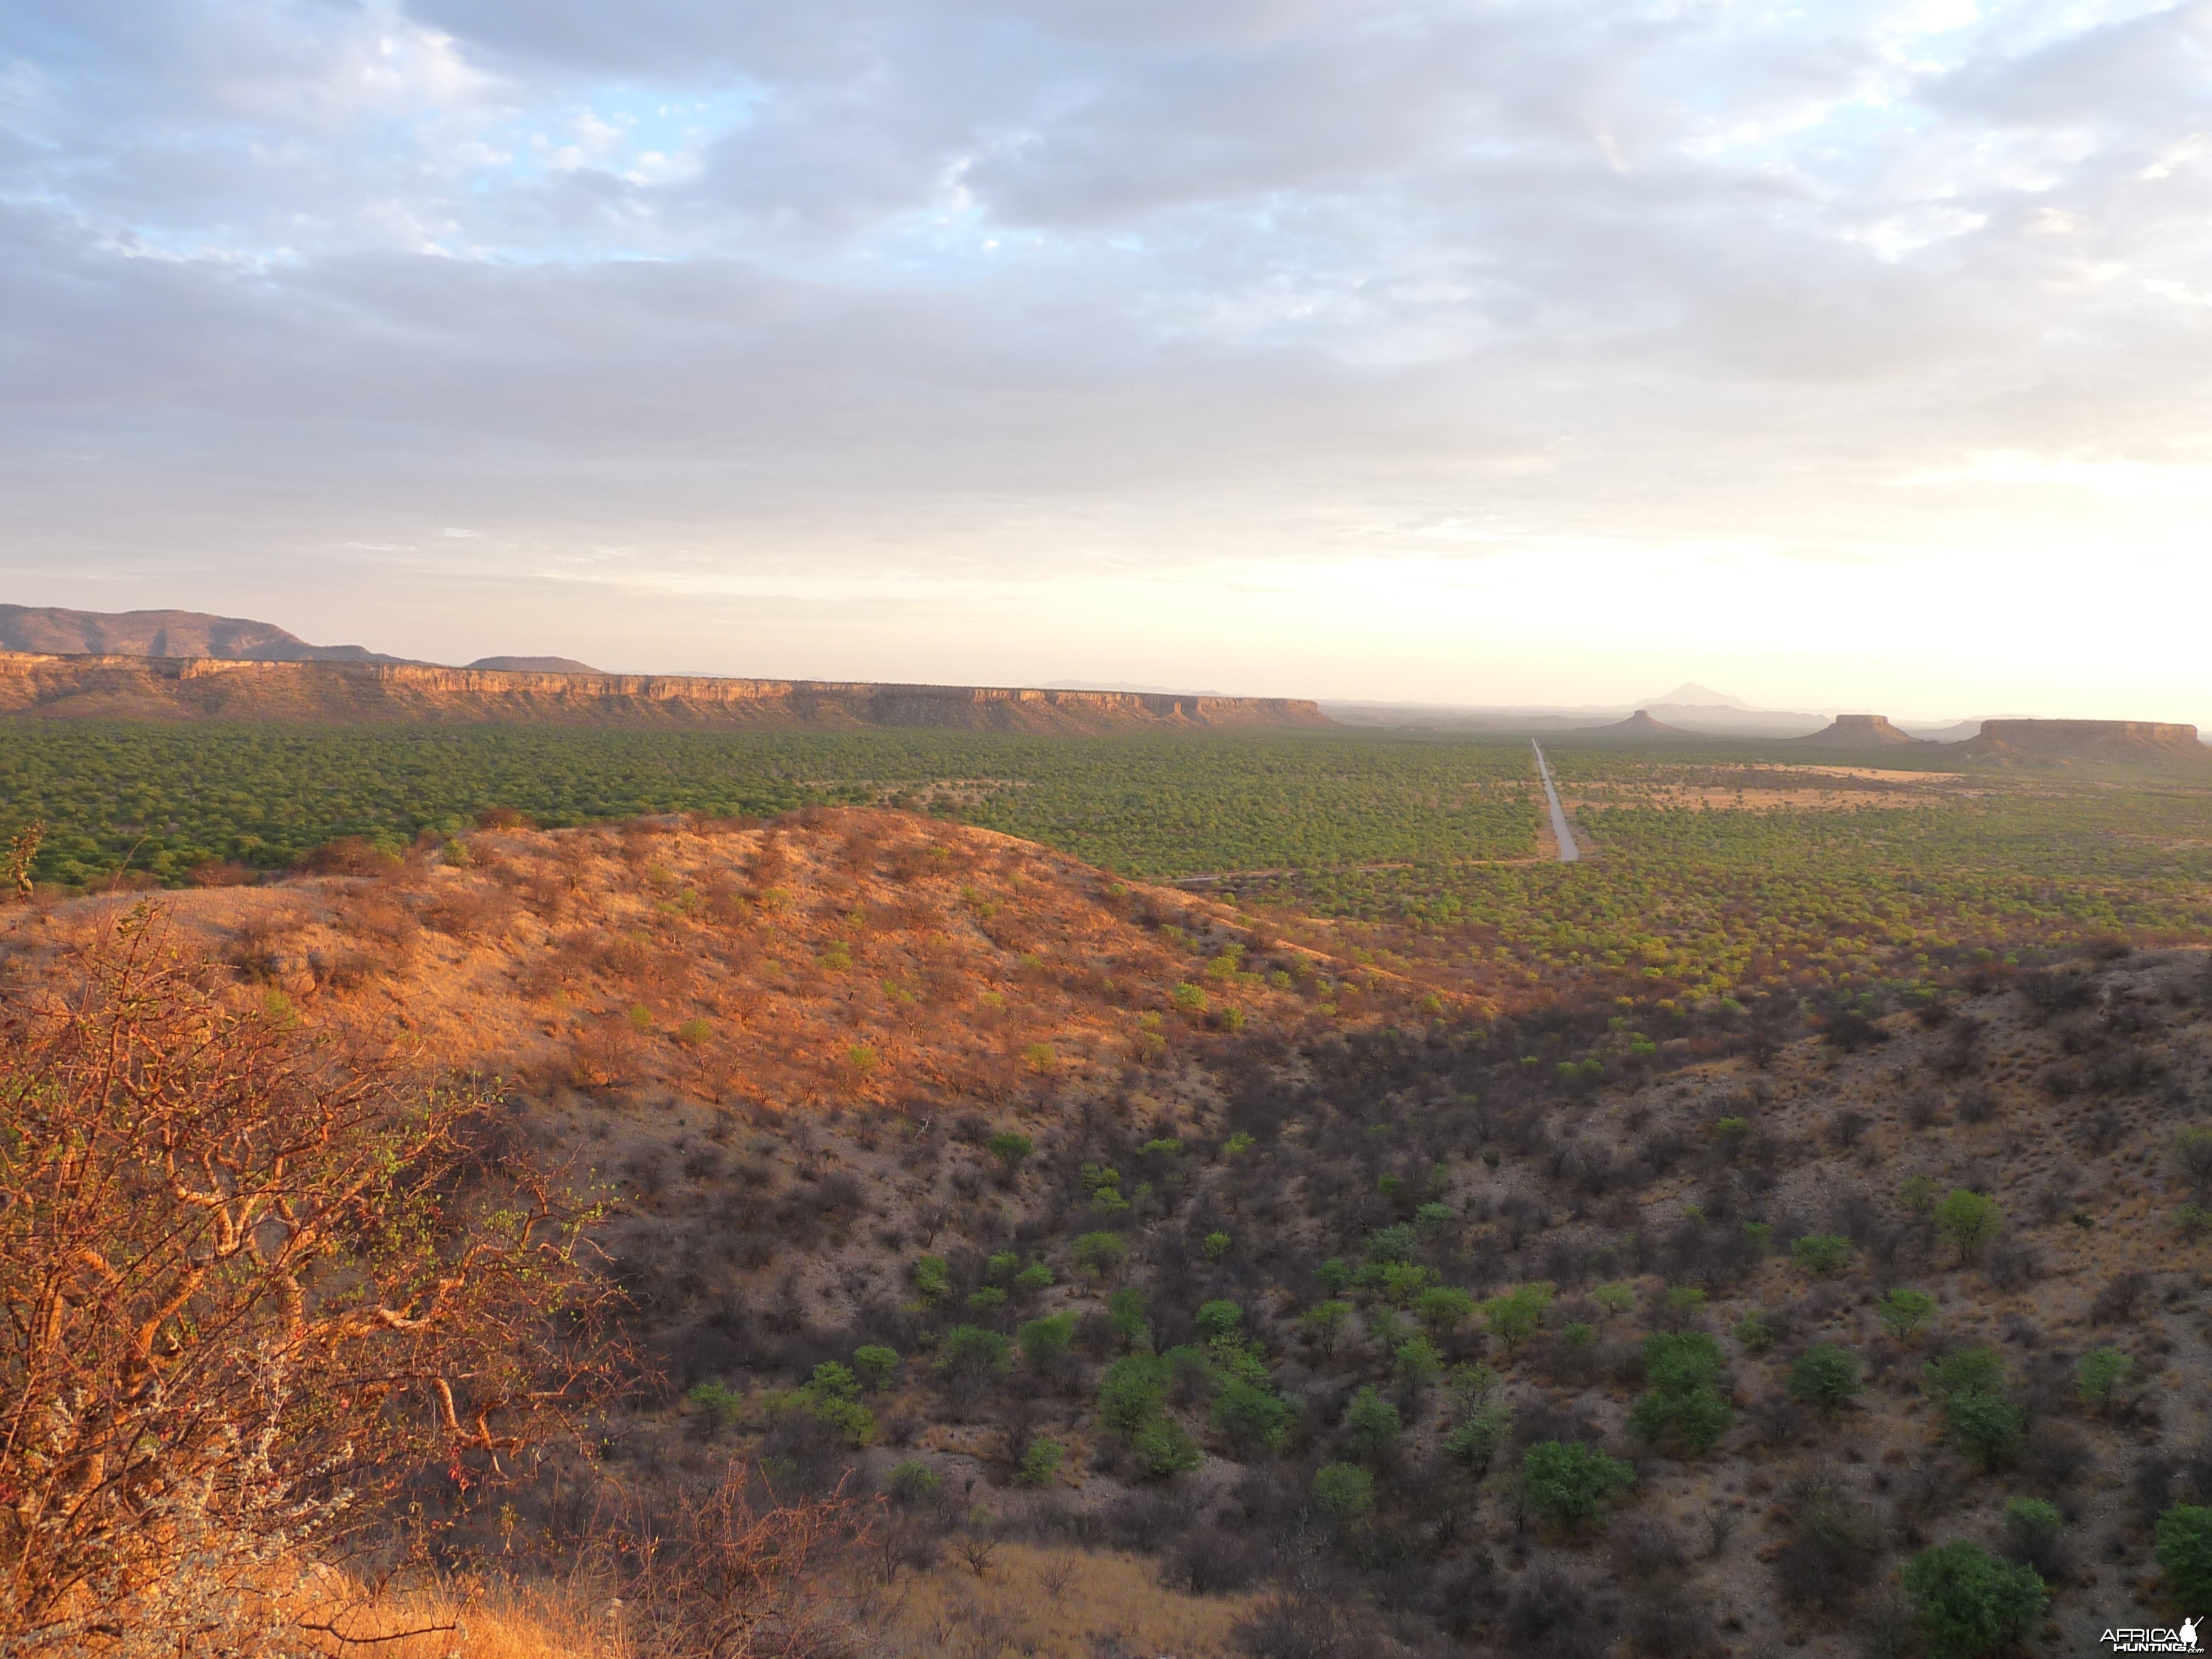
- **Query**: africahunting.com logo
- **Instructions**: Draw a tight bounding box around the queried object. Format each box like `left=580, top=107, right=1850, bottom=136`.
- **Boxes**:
left=2102, top=1619, right=2200, bottom=1654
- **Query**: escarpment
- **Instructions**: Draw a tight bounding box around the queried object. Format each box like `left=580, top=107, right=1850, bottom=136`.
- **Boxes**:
left=1962, top=717, right=2207, bottom=763
left=0, top=652, right=1330, bottom=731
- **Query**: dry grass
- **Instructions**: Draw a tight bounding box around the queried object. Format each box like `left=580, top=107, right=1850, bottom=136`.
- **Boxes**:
left=879, top=1543, right=1255, bottom=1658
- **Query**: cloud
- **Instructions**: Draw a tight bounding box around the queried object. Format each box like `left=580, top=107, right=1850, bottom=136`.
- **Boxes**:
left=0, top=0, right=2209, bottom=711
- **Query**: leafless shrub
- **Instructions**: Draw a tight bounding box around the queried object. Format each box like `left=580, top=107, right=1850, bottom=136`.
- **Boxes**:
left=0, top=905, right=612, bottom=1652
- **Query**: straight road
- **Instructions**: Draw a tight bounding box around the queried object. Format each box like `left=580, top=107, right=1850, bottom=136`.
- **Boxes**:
left=1530, top=741, right=1580, bottom=863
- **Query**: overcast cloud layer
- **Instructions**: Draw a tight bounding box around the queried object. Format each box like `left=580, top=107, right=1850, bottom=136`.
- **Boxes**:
left=3, top=0, right=2210, bottom=716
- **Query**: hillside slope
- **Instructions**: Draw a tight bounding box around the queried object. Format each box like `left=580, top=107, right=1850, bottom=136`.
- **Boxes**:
left=0, top=603, right=398, bottom=662
left=0, top=653, right=1330, bottom=731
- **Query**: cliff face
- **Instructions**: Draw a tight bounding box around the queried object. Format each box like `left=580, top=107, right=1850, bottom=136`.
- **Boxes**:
left=1962, top=719, right=2207, bottom=763
left=1793, top=714, right=1922, bottom=747
left=0, top=653, right=1331, bottom=732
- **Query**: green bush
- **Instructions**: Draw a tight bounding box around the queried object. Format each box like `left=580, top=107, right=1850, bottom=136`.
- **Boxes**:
left=2076, top=1346, right=2132, bottom=1408
left=1017, top=1314, right=1076, bottom=1370
left=1415, top=1285, right=1475, bottom=1332
left=886, top=1459, right=941, bottom=1506
left=1786, top=1346, right=1863, bottom=1414
left=2156, top=1505, right=2212, bottom=1605
left=1792, top=1233, right=1852, bottom=1275
left=851, top=1344, right=901, bottom=1391
left=1014, top=1436, right=1065, bottom=1487
left=1365, top=1223, right=1418, bottom=1265
left=1734, top=1312, right=1777, bottom=1351
left=1098, top=1355, right=1172, bottom=1437
left=1901, top=1541, right=2045, bottom=1659
left=911, top=1254, right=951, bottom=1303
left=1345, top=1386, right=1403, bottom=1458
left=1014, top=1261, right=1055, bottom=1293
left=1631, top=1331, right=1731, bottom=1454
left=1316, top=1257, right=1355, bottom=1295
left=1924, top=1346, right=2005, bottom=1401
left=1313, top=1462, right=1375, bottom=1524
left=1522, top=1440, right=1635, bottom=1530
left=1298, top=1300, right=1352, bottom=1356
left=934, top=1325, right=1012, bottom=1380
left=1878, top=1288, right=1938, bottom=1342
left=1202, top=1230, right=1232, bottom=1261
left=986, top=1131, right=1034, bottom=1171
left=1591, top=1282, right=1637, bottom=1318
left=1213, top=1380, right=1298, bottom=1456
left=1481, top=1282, right=1555, bottom=1346
left=1935, top=1189, right=2002, bottom=1262
left=1195, top=1299, right=1244, bottom=1342
left=1134, top=1418, right=1202, bottom=1478
left=1393, top=1334, right=1443, bottom=1391
left=1070, top=1231, right=1129, bottom=1280
left=1106, top=1286, right=1151, bottom=1352
left=1946, top=1391, right=2025, bottom=1470
left=1443, top=1400, right=1513, bottom=1476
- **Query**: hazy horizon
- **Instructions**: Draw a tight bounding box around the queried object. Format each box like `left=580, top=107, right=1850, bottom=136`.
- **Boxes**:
left=5, top=2, right=2211, bottom=725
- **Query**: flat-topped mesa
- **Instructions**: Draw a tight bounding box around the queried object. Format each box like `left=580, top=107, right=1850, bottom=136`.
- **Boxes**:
left=0, top=652, right=1332, bottom=732
left=1963, top=718, right=2208, bottom=763
left=1793, top=714, right=1922, bottom=747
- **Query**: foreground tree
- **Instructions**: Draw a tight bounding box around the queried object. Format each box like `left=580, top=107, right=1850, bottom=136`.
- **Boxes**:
left=0, top=906, right=611, bottom=1651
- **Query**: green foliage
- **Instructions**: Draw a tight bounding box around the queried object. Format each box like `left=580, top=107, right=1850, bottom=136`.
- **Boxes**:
left=1213, top=1380, right=1298, bottom=1457
left=886, top=1459, right=941, bottom=1506
left=1924, top=1346, right=2005, bottom=1402
left=1946, top=1391, right=2026, bottom=1470
left=2076, top=1346, right=2132, bottom=1407
left=934, top=1326, right=1012, bottom=1381
left=1878, top=1288, right=1938, bottom=1342
left=1734, top=1313, right=1777, bottom=1352
left=1443, top=1399, right=1513, bottom=1476
left=1935, top=1188, right=2003, bottom=1262
left=1899, top=1174, right=1939, bottom=1215
left=1413, top=1201, right=1455, bottom=1235
left=1415, top=1285, right=1475, bottom=1332
left=2156, top=1506, right=2212, bottom=1606
left=1370, top=1261, right=1434, bottom=1305
left=1014, top=1436, right=1065, bottom=1487
left=1901, top=1541, right=2046, bottom=1659
left=1070, top=1232, right=1129, bottom=1280
left=985, top=1132, right=1034, bottom=1170
left=1133, top=1418, right=1202, bottom=1478
left=1195, top=1300, right=1244, bottom=1342
left=1315, top=1258, right=1355, bottom=1295
left=966, top=1286, right=1007, bottom=1315
left=1786, top=1345, right=1863, bottom=1413
left=1481, top=1282, right=1555, bottom=1346
left=1017, top=1314, right=1077, bottom=1370
left=1013, top=1262, right=1055, bottom=1294
left=1097, top=1356, right=1173, bottom=1438
left=1364, top=1224, right=1418, bottom=1265
left=1202, top=1230, right=1232, bottom=1261
left=851, top=1345, right=900, bottom=1392
left=1312, top=1463, right=1375, bottom=1525
left=1631, top=1330, right=1733, bottom=1455
left=1393, top=1334, right=1443, bottom=1391
left=1107, top=1287, right=1153, bottom=1352
left=911, top=1255, right=951, bottom=1304
left=2002, top=1498, right=2063, bottom=1557
left=1344, top=1386, right=1403, bottom=1458
left=1591, top=1282, right=1637, bottom=1318
left=1521, top=1440, right=1635, bottom=1530
left=686, top=1381, right=745, bottom=1427
left=1298, top=1300, right=1352, bottom=1356
left=1791, top=1233, right=1853, bottom=1275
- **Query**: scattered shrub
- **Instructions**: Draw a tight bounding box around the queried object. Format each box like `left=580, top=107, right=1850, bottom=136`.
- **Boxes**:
left=1901, top=1541, right=2045, bottom=1659
left=1523, top=1440, right=1635, bottom=1531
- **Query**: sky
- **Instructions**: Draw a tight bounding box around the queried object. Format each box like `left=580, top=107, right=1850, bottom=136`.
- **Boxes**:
left=3, top=1, right=2210, bottom=721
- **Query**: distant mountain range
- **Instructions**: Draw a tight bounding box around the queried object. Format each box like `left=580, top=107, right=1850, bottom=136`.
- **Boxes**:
left=0, top=604, right=409, bottom=664
left=1322, top=681, right=1994, bottom=742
